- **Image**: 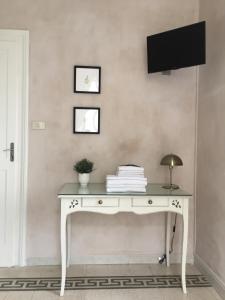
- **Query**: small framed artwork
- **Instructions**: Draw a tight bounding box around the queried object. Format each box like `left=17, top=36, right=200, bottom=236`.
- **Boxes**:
left=73, top=107, right=100, bottom=134
left=74, top=65, right=101, bottom=93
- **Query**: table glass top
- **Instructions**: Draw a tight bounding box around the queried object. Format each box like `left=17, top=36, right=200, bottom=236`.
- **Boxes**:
left=58, top=183, right=191, bottom=197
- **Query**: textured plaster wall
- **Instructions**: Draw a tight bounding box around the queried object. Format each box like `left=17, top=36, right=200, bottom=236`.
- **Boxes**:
left=0, top=0, right=198, bottom=264
left=197, top=0, right=225, bottom=284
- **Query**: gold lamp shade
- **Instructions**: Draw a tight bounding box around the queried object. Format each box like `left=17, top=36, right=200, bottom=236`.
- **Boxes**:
left=160, top=154, right=183, bottom=189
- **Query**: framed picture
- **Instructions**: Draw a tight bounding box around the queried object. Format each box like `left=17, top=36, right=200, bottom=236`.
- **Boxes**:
left=74, top=66, right=101, bottom=93
left=73, top=107, right=100, bottom=134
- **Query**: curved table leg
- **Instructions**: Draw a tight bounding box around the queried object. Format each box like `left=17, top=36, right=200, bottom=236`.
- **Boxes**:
left=60, top=209, right=67, bottom=296
left=181, top=201, right=188, bottom=294
left=166, top=212, right=171, bottom=267
left=67, top=215, right=71, bottom=267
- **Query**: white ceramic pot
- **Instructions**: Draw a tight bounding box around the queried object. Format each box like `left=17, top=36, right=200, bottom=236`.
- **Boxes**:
left=78, top=173, right=90, bottom=187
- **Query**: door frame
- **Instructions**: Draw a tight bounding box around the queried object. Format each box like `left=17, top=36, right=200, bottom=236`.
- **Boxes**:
left=0, top=30, right=29, bottom=266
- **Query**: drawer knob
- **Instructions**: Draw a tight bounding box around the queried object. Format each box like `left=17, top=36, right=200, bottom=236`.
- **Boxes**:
left=148, top=199, right=153, bottom=205
left=98, top=200, right=103, bottom=205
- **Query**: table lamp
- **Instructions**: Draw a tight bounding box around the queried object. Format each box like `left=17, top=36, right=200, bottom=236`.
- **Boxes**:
left=160, top=154, right=183, bottom=190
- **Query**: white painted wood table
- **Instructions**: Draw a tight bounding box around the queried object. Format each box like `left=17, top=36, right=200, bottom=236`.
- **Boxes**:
left=58, top=183, right=191, bottom=296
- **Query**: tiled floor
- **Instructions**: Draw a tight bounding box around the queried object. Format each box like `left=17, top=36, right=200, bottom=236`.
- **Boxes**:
left=0, top=264, right=222, bottom=300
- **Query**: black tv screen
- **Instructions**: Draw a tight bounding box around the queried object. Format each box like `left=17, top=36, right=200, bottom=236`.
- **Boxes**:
left=147, top=21, right=206, bottom=73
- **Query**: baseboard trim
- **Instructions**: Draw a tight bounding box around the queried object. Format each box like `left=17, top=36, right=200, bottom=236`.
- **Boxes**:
left=27, top=254, right=194, bottom=266
left=195, top=254, right=225, bottom=300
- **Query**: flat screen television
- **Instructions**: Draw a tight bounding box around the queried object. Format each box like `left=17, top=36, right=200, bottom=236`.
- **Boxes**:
left=147, top=21, right=206, bottom=73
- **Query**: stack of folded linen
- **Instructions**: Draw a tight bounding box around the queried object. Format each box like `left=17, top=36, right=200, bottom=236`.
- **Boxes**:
left=106, top=165, right=147, bottom=192
left=117, top=165, right=145, bottom=177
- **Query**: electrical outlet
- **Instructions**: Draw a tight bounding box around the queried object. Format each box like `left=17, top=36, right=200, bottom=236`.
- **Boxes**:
left=32, top=121, right=46, bottom=130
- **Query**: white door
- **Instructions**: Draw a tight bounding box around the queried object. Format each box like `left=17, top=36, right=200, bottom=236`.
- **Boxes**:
left=0, top=30, right=28, bottom=266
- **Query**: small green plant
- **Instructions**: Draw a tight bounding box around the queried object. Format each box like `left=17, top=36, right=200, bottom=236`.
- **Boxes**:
left=73, top=158, right=94, bottom=174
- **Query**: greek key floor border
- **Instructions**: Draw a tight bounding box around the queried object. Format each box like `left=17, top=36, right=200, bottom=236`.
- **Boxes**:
left=0, top=275, right=211, bottom=291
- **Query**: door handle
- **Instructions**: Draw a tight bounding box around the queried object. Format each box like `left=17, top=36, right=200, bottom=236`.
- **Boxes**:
left=10, top=143, right=14, bottom=161
left=2, top=143, right=14, bottom=161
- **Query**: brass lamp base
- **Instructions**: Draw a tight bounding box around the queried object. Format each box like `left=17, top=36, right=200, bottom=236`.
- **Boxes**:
left=162, top=184, right=179, bottom=190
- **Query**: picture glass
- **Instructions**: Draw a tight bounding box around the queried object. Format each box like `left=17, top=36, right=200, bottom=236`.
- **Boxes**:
left=74, top=108, right=99, bottom=133
left=75, top=68, right=100, bottom=93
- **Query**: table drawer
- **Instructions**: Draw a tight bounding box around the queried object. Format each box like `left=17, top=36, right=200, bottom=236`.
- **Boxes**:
left=82, top=197, right=119, bottom=207
left=132, top=197, right=169, bottom=207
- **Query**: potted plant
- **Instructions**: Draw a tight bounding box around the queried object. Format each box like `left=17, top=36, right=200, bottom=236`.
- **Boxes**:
left=73, top=158, right=94, bottom=187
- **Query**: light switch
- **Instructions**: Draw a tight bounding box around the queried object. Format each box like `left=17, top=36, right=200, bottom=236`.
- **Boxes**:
left=32, top=121, right=46, bottom=130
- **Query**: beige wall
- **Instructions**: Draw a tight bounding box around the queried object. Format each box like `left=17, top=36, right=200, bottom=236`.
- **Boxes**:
left=196, top=0, right=225, bottom=285
left=0, top=0, right=198, bottom=264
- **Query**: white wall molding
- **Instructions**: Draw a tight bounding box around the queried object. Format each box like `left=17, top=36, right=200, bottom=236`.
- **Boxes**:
left=195, top=254, right=225, bottom=300
left=18, top=30, right=29, bottom=267
left=27, top=253, right=194, bottom=266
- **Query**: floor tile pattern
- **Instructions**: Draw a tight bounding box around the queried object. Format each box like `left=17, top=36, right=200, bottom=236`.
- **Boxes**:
left=0, top=274, right=211, bottom=291
left=0, top=264, right=222, bottom=300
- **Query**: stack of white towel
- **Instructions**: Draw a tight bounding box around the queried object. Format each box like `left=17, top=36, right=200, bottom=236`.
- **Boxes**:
left=106, top=165, right=147, bottom=192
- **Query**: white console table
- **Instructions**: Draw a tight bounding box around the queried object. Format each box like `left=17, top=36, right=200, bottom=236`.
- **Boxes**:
left=58, top=183, right=191, bottom=296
